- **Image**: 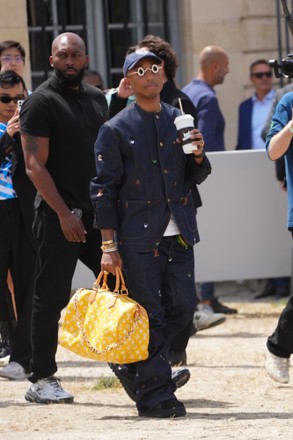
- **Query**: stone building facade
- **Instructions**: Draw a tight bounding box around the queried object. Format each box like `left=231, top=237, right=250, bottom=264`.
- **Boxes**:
left=0, top=0, right=285, bottom=148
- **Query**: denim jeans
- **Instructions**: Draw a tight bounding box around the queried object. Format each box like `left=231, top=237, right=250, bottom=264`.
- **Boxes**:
left=121, top=235, right=196, bottom=411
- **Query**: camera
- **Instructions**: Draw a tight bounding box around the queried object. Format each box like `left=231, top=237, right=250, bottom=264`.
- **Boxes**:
left=271, top=0, right=293, bottom=78
left=269, top=54, right=293, bottom=78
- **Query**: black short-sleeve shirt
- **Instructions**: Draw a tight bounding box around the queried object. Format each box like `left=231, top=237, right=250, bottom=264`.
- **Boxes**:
left=20, top=74, right=108, bottom=211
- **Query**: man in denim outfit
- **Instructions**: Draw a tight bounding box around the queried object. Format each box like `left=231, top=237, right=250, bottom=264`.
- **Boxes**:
left=91, top=49, right=211, bottom=418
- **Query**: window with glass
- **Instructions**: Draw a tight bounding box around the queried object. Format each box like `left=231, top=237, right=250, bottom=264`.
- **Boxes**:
left=26, top=0, right=176, bottom=90
left=103, top=0, right=170, bottom=86
left=26, top=0, right=87, bottom=89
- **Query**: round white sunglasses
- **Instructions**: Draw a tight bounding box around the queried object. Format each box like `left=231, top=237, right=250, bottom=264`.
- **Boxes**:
left=127, top=64, right=162, bottom=77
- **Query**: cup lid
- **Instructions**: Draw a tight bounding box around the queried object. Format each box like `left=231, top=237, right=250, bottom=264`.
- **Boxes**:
left=174, top=114, right=194, bottom=121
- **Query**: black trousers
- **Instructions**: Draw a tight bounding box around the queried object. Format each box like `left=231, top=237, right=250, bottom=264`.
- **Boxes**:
left=29, top=202, right=105, bottom=381
left=0, top=198, right=37, bottom=369
left=10, top=224, right=37, bottom=369
left=0, top=199, right=20, bottom=321
left=267, top=231, right=293, bottom=358
left=0, top=287, right=15, bottom=323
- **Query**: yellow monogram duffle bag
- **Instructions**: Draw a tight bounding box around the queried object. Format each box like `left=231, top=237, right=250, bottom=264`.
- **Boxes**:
left=59, top=267, right=149, bottom=363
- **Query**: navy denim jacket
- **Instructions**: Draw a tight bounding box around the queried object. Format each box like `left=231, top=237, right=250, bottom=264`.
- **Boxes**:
left=91, top=102, right=211, bottom=252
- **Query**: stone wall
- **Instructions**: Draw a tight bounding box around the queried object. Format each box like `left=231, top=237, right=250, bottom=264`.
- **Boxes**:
left=179, top=0, right=278, bottom=149
left=0, top=0, right=284, bottom=149
left=0, top=0, right=31, bottom=89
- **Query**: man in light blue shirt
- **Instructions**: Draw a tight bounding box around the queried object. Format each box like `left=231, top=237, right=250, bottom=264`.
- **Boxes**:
left=237, top=60, right=290, bottom=299
left=236, top=59, right=276, bottom=150
left=182, top=45, right=229, bottom=152
left=182, top=46, right=237, bottom=315
left=251, top=88, right=276, bottom=149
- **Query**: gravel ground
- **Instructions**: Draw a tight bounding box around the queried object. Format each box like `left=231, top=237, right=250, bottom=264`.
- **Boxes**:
left=1, top=280, right=293, bottom=440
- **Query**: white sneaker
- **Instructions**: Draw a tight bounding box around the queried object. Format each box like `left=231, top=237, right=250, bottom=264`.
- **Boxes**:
left=193, top=308, right=226, bottom=331
left=0, top=354, right=10, bottom=367
left=197, top=303, right=214, bottom=314
left=0, top=361, right=30, bottom=380
left=265, top=350, right=290, bottom=384
left=25, top=376, right=74, bottom=404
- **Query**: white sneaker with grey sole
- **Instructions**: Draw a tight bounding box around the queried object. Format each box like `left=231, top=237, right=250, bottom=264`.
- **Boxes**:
left=0, top=354, right=10, bottom=367
left=193, top=308, right=226, bottom=331
left=0, top=361, right=30, bottom=380
left=265, top=350, right=290, bottom=384
left=25, top=376, right=74, bottom=404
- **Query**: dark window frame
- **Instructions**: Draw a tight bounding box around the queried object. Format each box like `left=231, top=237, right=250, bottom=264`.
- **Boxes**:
left=26, top=0, right=176, bottom=90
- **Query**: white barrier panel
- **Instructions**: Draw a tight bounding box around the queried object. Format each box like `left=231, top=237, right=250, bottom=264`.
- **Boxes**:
left=72, top=150, right=292, bottom=289
left=72, top=261, right=95, bottom=290
left=195, top=150, right=292, bottom=282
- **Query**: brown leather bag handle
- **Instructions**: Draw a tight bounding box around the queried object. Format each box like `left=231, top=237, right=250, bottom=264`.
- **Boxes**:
left=93, top=267, right=128, bottom=295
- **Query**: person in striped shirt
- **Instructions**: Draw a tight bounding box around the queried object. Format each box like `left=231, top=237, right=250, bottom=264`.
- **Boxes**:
left=0, top=70, right=36, bottom=381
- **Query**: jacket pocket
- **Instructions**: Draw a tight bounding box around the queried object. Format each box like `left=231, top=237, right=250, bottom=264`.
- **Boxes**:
left=118, top=199, right=157, bottom=240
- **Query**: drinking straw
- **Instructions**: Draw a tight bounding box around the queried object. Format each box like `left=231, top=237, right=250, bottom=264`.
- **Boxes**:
left=178, top=98, right=184, bottom=115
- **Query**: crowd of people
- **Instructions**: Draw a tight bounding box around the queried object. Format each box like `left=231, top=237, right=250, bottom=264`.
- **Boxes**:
left=0, top=32, right=292, bottom=418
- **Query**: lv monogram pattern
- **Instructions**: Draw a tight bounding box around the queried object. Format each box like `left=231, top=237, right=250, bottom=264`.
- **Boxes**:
left=59, top=286, right=149, bottom=363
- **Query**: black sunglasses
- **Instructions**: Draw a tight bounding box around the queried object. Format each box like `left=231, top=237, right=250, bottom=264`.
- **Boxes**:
left=0, top=95, right=24, bottom=104
left=251, top=71, right=272, bottom=79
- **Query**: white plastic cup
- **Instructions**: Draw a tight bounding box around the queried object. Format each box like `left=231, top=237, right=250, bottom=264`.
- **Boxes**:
left=174, top=114, right=195, bottom=154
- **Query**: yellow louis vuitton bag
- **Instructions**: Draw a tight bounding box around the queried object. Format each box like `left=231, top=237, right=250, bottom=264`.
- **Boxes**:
left=59, top=267, right=149, bottom=363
